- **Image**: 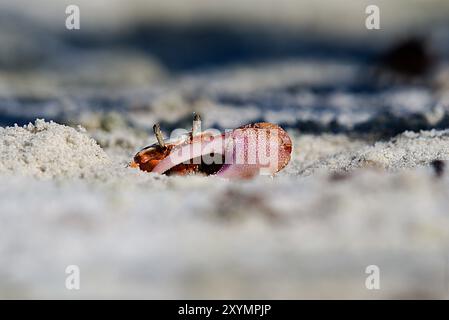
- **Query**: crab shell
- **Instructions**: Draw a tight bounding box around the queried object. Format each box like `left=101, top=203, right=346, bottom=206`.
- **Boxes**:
left=130, top=122, right=292, bottom=179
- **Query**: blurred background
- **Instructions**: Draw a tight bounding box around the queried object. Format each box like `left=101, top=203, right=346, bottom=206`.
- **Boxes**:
left=0, top=0, right=448, bottom=132
left=0, top=0, right=449, bottom=138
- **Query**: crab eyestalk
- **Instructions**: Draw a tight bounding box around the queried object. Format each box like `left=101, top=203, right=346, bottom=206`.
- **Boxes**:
left=153, top=123, right=166, bottom=149
left=192, top=113, right=201, bottom=137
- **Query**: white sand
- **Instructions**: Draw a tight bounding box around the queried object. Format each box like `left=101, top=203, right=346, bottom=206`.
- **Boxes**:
left=295, top=130, right=449, bottom=176
left=0, top=119, right=111, bottom=179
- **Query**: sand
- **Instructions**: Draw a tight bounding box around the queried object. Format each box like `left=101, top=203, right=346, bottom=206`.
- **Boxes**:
left=0, top=119, right=111, bottom=179
left=1, top=117, right=449, bottom=299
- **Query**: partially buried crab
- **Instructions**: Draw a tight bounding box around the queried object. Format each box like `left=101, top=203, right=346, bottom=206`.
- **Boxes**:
left=130, top=114, right=292, bottom=179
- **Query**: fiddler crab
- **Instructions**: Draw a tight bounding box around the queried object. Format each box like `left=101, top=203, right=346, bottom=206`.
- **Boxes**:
left=130, top=113, right=292, bottom=179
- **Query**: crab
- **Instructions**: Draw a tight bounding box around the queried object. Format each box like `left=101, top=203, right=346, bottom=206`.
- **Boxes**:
left=130, top=114, right=292, bottom=179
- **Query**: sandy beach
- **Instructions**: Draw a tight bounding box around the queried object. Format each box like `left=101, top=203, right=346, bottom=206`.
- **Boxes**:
left=1, top=0, right=449, bottom=299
